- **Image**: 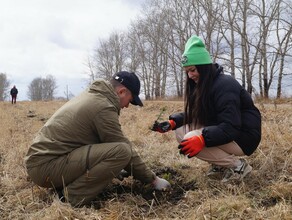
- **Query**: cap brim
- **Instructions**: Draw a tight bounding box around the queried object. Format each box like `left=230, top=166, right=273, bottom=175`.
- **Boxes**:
left=131, top=95, right=143, bottom=107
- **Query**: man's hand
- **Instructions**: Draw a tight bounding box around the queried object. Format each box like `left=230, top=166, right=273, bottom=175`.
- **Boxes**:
left=178, top=134, right=205, bottom=158
left=151, top=120, right=176, bottom=133
left=152, top=176, right=171, bottom=190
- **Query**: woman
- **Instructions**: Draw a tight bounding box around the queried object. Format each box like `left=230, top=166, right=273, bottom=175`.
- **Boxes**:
left=152, top=35, right=261, bottom=182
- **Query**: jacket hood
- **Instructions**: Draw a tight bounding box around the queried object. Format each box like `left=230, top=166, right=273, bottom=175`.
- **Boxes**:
left=214, top=63, right=224, bottom=77
left=89, top=79, right=120, bottom=110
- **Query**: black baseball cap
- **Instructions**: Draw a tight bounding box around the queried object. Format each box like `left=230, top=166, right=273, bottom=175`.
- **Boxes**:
left=113, top=71, right=143, bottom=107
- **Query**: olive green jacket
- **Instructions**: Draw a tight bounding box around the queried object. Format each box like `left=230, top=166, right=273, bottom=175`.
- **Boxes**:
left=25, top=79, right=155, bottom=183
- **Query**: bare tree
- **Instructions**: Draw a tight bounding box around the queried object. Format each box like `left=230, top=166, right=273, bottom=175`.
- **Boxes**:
left=27, top=75, right=57, bottom=101
left=217, top=0, right=240, bottom=77
left=164, top=0, right=199, bottom=97
left=0, top=73, right=10, bottom=101
left=124, top=26, right=142, bottom=73
left=246, top=0, right=292, bottom=98
left=274, top=0, right=292, bottom=98
left=92, top=31, right=128, bottom=81
left=127, top=1, right=171, bottom=99
left=127, top=21, right=151, bottom=99
left=27, top=77, right=43, bottom=101
left=253, top=0, right=281, bottom=97
left=84, top=54, right=97, bottom=84
left=64, top=85, right=75, bottom=101
left=141, top=2, right=170, bottom=98
left=42, top=75, right=57, bottom=100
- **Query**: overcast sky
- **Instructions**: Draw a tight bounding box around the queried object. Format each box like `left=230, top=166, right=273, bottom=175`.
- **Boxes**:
left=0, top=0, right=145, bottom=100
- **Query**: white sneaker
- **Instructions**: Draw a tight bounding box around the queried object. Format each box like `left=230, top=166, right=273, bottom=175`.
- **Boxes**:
left=222, top=159, right=252, bottom=183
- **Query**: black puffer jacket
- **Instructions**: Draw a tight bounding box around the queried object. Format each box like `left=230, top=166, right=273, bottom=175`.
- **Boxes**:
left=170, top=65, right=261, bottom=156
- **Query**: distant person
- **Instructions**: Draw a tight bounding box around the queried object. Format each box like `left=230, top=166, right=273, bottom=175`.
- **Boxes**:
left=25, top=71, right=170, bottom=207
left=10, top=85, right=18, bottom=104
left=152, top=35, right=261, bottom=182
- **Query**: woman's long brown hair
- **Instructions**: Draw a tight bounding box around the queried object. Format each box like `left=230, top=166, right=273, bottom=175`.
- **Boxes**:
left=184, top=64, right=217, bottom=129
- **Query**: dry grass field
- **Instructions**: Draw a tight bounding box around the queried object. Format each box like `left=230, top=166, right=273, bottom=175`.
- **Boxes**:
left=0, top=100, right=291, bottom=219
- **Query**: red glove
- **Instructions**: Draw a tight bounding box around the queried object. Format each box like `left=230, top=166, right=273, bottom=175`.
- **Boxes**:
left=151, top=120, right=176, bottom=133
left=178, top=134, right=205, bottom=158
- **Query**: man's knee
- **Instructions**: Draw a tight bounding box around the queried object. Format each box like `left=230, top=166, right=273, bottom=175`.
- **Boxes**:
left=114, top=142, right=132, bottom=162
left=26, top=166, right=51, bottom=188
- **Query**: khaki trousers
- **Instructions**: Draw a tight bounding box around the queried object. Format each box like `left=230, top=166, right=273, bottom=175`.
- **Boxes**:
left=27, top=142, right=132, bottom=206
left=175, top=126, right=245, bottom=168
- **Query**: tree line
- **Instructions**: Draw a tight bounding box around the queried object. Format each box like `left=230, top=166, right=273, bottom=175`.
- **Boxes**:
left=0, top=73, right=58, bottom=101
left=1, top=0, right=291, bottom=101
left=86, top=0, right=292, bottom=99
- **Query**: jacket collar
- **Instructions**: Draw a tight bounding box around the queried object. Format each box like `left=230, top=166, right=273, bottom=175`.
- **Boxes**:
left=89, top=79, right=120, bottom=112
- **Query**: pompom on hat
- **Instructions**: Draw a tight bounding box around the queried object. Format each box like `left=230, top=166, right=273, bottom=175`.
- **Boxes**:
left=181, top=35, right=212, bottom=67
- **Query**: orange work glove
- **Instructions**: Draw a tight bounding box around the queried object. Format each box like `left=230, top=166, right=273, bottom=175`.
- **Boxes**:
left=178, top=134, right=205, bottom=158
left=151, top=120, right=176, bottom=133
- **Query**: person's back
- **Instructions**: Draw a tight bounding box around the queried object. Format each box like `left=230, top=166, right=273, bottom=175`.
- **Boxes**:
left=10, top=85, right=18, bottom=104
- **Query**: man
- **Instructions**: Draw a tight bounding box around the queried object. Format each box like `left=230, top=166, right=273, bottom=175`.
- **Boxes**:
left=25, top=71, right=170, bottom=207
left=10, top=85, right=18, bottom=104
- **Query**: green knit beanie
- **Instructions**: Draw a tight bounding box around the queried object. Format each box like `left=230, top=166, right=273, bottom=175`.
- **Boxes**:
left=181, top=35, right=212, bottom=67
